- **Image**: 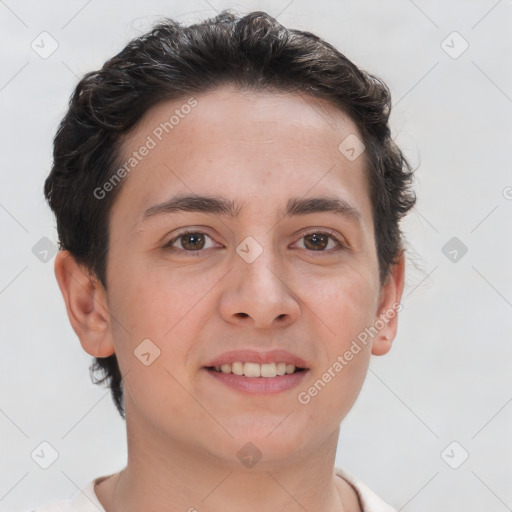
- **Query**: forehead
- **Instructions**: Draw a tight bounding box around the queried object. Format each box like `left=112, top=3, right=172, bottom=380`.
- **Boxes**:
left=111, top=85, right=372, bottom=230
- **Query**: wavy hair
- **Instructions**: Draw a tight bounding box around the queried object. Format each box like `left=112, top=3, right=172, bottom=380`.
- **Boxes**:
left=45, top=10, right=416, bottom=418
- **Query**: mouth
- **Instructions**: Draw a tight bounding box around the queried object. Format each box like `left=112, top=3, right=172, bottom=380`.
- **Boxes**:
left=203, top=361, right=309, bottom=395
left=202, top=350, right=310, bottom=394
left=205, top=362, right=307, bottom=378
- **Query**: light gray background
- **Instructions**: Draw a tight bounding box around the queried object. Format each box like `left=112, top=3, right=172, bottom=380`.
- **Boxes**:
left=1, top=1, right=511, bottom=511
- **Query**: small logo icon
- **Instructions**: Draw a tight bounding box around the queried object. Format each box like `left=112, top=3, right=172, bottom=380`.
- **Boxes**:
left=441, top=31, right=469, bottom=59
left=31, top=31, right=59, bottom=59
left=134, top=338, right=161, bottom=366
left=442, top=237, right=468, bottom=263
left=237, top=442, right=262, bottom=468
left=31, top=441, right=59, bottom=469
left=32, top=237, right=58, bottom=263
left=338, top=134, right=365, bottom=161
left=441, top=441, right=469, bottom=469
left=236, top=236, right=263, bottom=263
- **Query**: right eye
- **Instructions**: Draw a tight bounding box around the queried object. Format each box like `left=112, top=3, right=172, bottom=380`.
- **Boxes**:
left=163, top=230, right=220, bottom=254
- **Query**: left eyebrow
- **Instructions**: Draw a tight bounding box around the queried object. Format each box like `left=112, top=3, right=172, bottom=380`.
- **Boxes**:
left=140, top=194, right=361, bottom=223
left=283, top=196, right=361, bottom=223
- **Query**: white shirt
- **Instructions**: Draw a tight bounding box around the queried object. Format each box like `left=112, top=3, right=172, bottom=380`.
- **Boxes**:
left=28, top=467, right=396, bottom=512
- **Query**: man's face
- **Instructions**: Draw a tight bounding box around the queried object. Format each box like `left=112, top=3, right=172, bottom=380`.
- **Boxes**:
left=104, top=85, right=389, bottom=464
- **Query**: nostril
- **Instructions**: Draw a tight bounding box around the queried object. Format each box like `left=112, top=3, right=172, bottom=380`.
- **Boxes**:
left=236, top=313, right=249, bottom=318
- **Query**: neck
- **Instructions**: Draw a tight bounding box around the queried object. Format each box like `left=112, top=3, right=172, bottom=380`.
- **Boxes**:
left=100, top=412, right=352, bottom=512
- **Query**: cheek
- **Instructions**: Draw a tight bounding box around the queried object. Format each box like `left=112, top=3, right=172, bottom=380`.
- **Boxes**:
left=107, top=260, right=224, bottom=383
left=301, top=268, right=379, bottom=345
left=110, top=258, right=212, bottom=335
left=295, top=272, right=376, bottom=416
left=318, top=281, right=375, bottom=379
left=107, top=269, right=208, bottom=422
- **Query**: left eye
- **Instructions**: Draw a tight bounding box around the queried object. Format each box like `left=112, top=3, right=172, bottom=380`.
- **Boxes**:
left=295, top=231, right=343, bottom=252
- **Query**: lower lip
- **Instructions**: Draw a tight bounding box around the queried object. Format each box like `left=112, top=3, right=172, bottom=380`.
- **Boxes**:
left=204, top=368, right=309, bottom=394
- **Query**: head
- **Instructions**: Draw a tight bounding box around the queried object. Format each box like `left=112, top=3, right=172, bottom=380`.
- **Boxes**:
left=46, top=11, right=415, bottom=462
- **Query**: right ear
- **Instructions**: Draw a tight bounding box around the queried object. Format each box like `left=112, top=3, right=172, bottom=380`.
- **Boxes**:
left=54, top=250, right=115, bottom=358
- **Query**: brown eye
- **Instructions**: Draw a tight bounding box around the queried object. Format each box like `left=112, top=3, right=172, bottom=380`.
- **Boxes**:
left=165, top=231, right=217, bottom=253
left=295, top=230, right=345, bottom=253
left=179, top=233, right=206, bottom=250
left=303, top=233, right=329, bottom=251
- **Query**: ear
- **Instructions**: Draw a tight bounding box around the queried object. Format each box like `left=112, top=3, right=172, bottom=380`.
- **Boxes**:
left=54, top=250, right=115, bottom=358
left=371, top=250, right=406, bottom=356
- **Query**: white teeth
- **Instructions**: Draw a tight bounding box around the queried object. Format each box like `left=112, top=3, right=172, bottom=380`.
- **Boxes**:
left=212, top=362, right=300, bottom=377
left=260, top=363, right=277, bottom=378
left=231, top=361, right=244, bottom=376
left=244, top=362, right=261, bottom=377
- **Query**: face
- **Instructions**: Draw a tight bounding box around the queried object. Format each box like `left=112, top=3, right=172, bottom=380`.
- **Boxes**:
left=100, top=85, right=398, bottom=467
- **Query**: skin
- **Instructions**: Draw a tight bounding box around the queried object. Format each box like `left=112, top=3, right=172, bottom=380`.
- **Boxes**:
left=55, top=85, right=405, bottom=512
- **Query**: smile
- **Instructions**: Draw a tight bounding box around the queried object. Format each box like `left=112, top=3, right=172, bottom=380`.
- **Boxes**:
left=204, top=365, right=309, bottom=394
left=208, top=362, right=305, bottom=378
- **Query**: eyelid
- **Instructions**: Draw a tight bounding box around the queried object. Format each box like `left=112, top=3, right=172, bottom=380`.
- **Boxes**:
left=163, top=226, right=348, bottom=254
left=164, top=228, right=220, bottom=250
left=293, top=227, right=348, bottom=251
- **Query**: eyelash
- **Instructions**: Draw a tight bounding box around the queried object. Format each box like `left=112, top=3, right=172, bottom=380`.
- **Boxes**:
left=163, top=228, right=347, bottom=256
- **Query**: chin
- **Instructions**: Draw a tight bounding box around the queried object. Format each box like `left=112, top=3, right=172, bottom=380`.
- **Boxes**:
left=220, top=419, right=314, bottom=462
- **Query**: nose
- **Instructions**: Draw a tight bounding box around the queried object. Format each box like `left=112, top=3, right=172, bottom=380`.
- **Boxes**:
left=218, top=244, right=301, bottom=329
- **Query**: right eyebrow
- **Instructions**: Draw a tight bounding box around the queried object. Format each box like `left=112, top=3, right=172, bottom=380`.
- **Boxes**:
left=141, top=194, right=242, bottom=221
left=140, top=193, right=361, bottom=224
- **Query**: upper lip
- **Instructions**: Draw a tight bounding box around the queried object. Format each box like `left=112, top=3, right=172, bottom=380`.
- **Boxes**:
left=205, top=349, right=309, bottom=369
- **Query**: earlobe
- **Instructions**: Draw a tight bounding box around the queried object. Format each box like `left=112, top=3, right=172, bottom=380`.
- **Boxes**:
left=371, top=334, right=392, bottom=356
left=371, top=251, right=406, bottom=356
left=54, top=250, right=115, bottom=358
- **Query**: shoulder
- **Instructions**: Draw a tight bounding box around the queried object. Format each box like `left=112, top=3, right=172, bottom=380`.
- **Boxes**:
left=25, top=476, right=107, bottom=512
left=335, top=467, right=397, bottom=512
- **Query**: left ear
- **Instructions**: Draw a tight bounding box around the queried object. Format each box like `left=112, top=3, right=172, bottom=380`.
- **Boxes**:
left=371, top=250, right=406, bottom=356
